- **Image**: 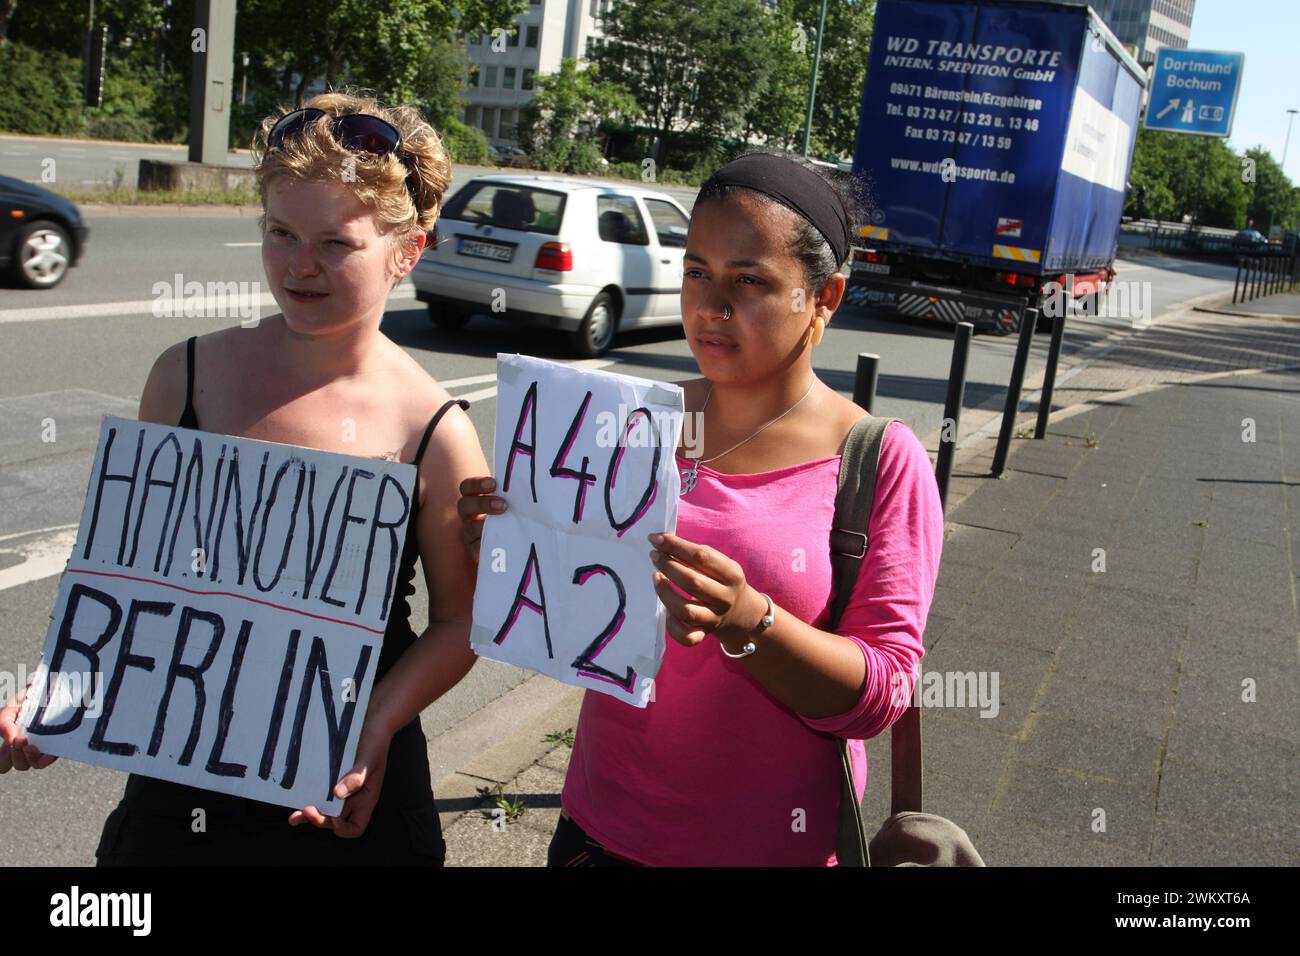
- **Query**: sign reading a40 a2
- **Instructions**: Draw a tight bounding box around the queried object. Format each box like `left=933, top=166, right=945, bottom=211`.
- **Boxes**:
left=1144, top=49, right=1244, bottom=138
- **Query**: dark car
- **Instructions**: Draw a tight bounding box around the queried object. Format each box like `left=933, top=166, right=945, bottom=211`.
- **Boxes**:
left=1231, top=229, right=1268, bottom=253
left=0, top=175, right=89, bottom=289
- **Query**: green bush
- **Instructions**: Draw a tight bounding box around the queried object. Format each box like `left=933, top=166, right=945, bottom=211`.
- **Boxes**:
left=439, top=118, right=490, bottom=166
left=85, top=113, right=155, bottom=142
left=536, top=138, right=607, bottom=175
left=0, top=42, right=85, bottom=136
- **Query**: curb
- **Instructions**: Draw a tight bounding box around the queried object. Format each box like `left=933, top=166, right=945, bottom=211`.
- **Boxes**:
left=1193, top=305, right=1300, bottom=322
left=429, top=677, right=583, bottom=832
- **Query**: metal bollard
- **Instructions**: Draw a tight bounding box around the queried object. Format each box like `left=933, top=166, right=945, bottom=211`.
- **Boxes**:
left=991, top=306, right=1038, bottom=477
left=1034, top=309, right=1066, bottom=440
left=935, top=322, right=972, bottom=512
left=853, top=352, right=880, bottom=414
left=1233, top=257, right=1242, bottom=304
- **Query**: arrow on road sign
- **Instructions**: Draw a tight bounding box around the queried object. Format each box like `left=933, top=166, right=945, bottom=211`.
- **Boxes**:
left=1155, top=99, right=1180, bottom=120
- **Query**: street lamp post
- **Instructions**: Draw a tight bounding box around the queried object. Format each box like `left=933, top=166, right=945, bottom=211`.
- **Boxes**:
left=1277, top=109, right=1298, bottom=234
left=241, top=51, right=249, bottom=106
left=800, top=0, right=829, bottom=157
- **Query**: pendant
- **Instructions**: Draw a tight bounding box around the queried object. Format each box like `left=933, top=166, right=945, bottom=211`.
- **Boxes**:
left=680, top=460, right=699, bottom=496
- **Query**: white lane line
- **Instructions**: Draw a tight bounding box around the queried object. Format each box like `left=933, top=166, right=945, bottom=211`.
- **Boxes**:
left=0, top=285, right=416, bottom=324
left=0, top=526, right=78, bottom=592
left=440, top=372, right=499, bottom=389
left=448, top=358, right=616, bottom=404
left=224, top=241, right=262, bottom=247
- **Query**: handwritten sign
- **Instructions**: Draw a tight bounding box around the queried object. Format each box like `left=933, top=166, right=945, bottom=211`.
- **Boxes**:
left=18, top=417, right=415, bottom=814
left=470, top=355, right=684, bottom=706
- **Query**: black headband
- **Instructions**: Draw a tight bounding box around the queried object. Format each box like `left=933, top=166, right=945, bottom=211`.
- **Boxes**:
left=697, top=153, right=852, bottom=266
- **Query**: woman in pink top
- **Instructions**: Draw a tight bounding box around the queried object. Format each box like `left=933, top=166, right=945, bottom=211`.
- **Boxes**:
left=459, top=150, right=944, bottom=866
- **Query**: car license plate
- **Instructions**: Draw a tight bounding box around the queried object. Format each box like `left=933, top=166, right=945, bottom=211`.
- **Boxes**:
left=458, top=238, right=514, bottom=263
left=855, top=262, right=891, bottom=275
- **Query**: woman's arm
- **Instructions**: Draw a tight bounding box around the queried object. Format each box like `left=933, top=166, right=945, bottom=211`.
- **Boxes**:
left=137, top=340, right=189, bottom=426
left=651, top=422, right=943, bottom=734
left=364, top=404, right=487, bottom=738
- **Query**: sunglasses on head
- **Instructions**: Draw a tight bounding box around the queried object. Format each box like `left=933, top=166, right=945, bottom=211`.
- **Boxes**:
left=267, top=107, right=422, bottom=206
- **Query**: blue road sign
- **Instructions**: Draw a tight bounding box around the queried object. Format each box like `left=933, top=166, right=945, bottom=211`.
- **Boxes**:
left=1144, top=49, right=1244, bottom=137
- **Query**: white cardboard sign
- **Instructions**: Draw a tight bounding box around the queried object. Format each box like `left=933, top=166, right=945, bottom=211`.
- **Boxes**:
left=19, top=417, right=416, bottom=814
left=470, top=355, right=685, bottom=707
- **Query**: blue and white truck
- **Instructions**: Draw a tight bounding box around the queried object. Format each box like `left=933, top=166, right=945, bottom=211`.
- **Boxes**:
left=846, top=0, right=1147, bottom=333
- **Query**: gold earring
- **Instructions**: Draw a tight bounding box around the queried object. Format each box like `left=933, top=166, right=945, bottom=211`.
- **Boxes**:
left=810, top=316, right=826, bottom=346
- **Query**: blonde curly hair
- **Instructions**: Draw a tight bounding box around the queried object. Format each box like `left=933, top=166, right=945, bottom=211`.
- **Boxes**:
left=251, top=90, right=453, bottom=246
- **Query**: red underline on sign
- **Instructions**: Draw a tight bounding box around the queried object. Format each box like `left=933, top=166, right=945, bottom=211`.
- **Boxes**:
left=67, top=568, right=386, bottom=635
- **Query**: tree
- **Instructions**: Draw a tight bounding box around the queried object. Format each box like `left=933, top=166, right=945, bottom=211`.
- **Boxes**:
left=743, top=0, right=808, bottom=150
left=1243, top=146, right=1300, bottom=233
left=235, top=0, right=525, bottom=107
left=518, top=57, right=637, bottom=172
left=1124, top=128, right=1250, bottom=229
left=794, top=0, right=874, bottom=157
left=591, top=0, right=770, bottom=165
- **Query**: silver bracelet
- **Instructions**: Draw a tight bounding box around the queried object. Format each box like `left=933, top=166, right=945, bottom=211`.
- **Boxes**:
left=718, top=592, right=775, bottom=659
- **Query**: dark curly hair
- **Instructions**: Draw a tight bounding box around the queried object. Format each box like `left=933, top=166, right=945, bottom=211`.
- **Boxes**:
left=693, top=149, right=870, bottom=293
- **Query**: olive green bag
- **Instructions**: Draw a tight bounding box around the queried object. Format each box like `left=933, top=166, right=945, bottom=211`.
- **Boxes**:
left=827, top=416, right=984, bottom=867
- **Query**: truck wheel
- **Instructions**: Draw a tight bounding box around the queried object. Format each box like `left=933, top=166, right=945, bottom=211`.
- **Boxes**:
left=570, top=292, right=618, bottom=357
left=429, top=302, right=472, bottom=331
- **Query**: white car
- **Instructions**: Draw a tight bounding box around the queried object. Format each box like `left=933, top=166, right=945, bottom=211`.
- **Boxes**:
left=412, top=175, right=691, bottom=356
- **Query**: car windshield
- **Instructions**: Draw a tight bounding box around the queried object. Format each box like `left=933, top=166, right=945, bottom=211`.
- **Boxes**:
left=442, top=182, right=566, bottom=235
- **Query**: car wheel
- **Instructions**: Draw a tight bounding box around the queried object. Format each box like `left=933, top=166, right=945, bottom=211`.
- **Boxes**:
left=428, top=302, right=473, bottom=331
left=571, top=292, right=617, bottom=357
left=13, top=220, right=71, bottom=289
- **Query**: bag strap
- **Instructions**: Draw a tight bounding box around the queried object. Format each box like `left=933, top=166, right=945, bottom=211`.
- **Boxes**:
left=829, top=416, right=924, bottom=865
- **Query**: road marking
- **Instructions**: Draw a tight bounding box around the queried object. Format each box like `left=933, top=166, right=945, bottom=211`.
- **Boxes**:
left=447, top=358, right=616, bottom=404
left=0, top=285, right=416, bottom=324
left=0, top=525, right=78, bottom=592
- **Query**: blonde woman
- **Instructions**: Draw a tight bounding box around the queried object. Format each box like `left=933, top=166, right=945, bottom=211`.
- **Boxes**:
left=0, top=93, right=488, bottom=866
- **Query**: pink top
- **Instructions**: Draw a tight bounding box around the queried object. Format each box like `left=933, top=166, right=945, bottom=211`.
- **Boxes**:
left=561, top=419, right=945, bottom=866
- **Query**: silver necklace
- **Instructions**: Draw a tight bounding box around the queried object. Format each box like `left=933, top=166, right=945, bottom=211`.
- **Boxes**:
left=679, top=379, right=817, bottom=496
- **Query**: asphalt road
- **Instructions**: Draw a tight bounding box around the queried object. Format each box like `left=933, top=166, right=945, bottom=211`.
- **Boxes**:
left=0, top=196, right=1238, bottom=864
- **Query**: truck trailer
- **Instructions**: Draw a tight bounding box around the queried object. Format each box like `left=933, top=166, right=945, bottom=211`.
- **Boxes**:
left=846, top=0, right=1148, bottom=333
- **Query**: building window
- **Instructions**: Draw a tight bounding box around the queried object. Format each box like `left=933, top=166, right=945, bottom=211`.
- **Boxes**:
left=527, top=25, right=539, bottom=47
left=483, top=107, right=498, bottom=137
left=467, top=65, right=479, bottom=87
left=504, top=67, right=517, bottom=90
left=509, top=27, right=520, bottom=47
left=501, top=109, right=517, bottom=140
left=522, top=68, right=535, bottom=91
left=485, top=65, right=498, bottom=88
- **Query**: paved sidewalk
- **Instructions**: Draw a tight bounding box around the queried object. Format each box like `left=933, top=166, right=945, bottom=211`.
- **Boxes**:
left=440, top=303, right=1300, bottom=866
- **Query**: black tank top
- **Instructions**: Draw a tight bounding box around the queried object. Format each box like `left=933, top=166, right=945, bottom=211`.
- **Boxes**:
left=177, top=335, right=469, bottom=672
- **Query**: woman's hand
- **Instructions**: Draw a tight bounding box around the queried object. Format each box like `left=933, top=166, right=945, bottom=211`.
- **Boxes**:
left=648, top=531, right=766, bottom=650
left=0, top=688, right=59, bottom=773
left=456, top=476, right=506, bottom=564
left=288, top=719, right=390, bottom=838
